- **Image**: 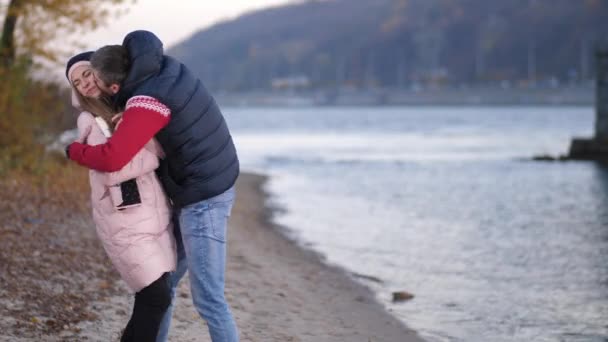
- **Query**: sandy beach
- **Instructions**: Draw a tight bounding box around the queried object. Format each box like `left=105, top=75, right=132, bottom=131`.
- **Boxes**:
left=0, top=171, right=423, bottom=342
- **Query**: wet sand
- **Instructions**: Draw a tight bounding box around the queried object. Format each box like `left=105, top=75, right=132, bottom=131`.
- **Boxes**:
left=0, top=171, right=424, bottom=342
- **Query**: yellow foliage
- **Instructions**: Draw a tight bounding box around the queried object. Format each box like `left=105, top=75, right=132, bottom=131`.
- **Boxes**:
left=1, top=0, right=134, bottom=66
left=0, top=0, right=135, bottom=176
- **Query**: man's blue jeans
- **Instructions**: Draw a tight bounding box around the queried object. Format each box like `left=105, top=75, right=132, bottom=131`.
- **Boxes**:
left=156, top=187, right=239, bottom=342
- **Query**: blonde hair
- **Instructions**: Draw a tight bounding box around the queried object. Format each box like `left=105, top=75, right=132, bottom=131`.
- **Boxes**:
left=71, top=85, right=118, bottom=132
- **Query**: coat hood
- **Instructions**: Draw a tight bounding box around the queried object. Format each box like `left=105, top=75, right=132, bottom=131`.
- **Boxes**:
left=115, top=30, right=164, bottom=107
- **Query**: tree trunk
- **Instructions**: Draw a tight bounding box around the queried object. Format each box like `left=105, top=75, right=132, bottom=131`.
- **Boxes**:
left=0, top=0, right=22, bottom=68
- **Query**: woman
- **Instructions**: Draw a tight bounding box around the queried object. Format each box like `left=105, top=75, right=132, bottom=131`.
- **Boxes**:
left=65, top=51, right=176, bottom=342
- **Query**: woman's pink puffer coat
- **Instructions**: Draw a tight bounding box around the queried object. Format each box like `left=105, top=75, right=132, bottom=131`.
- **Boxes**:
left=77, top=111, right=176, bottom=292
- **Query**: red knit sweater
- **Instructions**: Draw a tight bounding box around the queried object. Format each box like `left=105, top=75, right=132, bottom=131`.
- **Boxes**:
left=68, top=96, right=171, bottom=172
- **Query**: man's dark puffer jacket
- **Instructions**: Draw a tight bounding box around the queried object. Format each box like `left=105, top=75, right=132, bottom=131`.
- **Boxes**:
left=114, top=30, right=239, bottom=207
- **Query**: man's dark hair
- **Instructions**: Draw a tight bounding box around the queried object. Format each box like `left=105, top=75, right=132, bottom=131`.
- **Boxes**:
left=90, top=45, right=130, bottom=86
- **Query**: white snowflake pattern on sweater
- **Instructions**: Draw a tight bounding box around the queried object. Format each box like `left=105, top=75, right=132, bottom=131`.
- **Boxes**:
left=125, top=96, right=171, bottom=117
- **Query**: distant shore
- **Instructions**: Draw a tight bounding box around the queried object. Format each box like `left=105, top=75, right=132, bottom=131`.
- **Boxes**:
left=0, top=171, right=424, bottom=341
left=216, top=84, right=594, bottom=107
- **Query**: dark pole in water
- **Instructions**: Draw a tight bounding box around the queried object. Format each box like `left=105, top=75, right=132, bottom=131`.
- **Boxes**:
left=595, top=41, right=608, bottom=141
left=566, top=40, right=608, bottom=161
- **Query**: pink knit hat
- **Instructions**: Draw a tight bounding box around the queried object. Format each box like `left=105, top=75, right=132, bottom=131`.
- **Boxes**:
left=65, top=51, right=93, bottom=80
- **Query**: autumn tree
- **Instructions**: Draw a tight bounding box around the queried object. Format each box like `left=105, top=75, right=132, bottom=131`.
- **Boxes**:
left=0, top=0, right=133, bottom=174
left=0, top=0, right=132, bottom=69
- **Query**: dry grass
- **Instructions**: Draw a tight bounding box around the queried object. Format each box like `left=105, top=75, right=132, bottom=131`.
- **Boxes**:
left=0, top=64, right=74, bottom=176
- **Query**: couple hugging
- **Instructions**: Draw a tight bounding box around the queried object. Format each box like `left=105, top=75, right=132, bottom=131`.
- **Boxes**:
left=65, top=30, right=240, bottom=342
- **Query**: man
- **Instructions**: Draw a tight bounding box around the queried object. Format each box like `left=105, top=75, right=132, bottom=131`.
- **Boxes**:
left=66, top=30, right=240, bottom=342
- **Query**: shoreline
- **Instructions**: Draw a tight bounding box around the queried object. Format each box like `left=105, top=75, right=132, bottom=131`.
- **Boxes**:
left=0, top=171, right=424, bottom=341
left=226, top=172, right=424, bottom=341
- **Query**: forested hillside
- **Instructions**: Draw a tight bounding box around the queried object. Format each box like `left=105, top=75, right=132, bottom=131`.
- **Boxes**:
left=169, top=0, right=608, bottom=91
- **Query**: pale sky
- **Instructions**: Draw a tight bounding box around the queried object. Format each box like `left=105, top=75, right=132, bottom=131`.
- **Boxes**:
left=78, top=0, right=291, bottom=50
left=34, top=0, right=291, bottom=80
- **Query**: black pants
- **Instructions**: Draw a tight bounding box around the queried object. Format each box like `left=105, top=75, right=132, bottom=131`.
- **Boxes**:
left=120, top=272, right=171, bottom=342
